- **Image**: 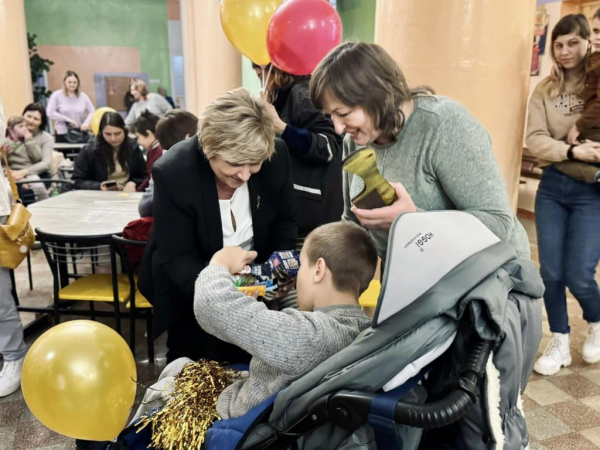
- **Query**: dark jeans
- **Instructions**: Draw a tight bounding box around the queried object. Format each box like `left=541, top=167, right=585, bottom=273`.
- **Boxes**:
left=54, top=134, right=67, bottom=143
left=536, top=166, right=600, bottom=333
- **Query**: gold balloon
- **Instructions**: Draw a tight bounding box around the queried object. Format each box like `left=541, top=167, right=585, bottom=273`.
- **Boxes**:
left=90, top=107, right=116, bottom=136
left=221, top=0, right=283, bottom=66
left=22, top=321, right=137, bottom=441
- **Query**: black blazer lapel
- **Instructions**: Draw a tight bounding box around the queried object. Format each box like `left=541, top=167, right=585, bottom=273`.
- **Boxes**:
left=248, top=178, right=268, bottom=260
left=196, top=144, right=223, bottom=259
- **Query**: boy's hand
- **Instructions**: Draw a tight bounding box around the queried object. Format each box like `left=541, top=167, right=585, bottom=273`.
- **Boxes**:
left=568, top=125, right=580, bottom=145
left=211, top=247, right=258, bottom=274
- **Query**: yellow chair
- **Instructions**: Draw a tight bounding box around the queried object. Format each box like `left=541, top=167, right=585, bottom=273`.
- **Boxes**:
left=36, top=229, right=131, bottom=333
left=359, top=279, right=381, bottom=309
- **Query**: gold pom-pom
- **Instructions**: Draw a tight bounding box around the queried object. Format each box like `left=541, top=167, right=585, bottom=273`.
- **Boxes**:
left=137, top=360, right=239, bottom=449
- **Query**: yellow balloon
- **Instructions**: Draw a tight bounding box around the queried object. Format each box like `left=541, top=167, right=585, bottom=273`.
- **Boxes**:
left=221, top=0, right=283, bottom=66
left=22, top=321, right=137, bottom=441
left=91, top=107, right=116, bottom=136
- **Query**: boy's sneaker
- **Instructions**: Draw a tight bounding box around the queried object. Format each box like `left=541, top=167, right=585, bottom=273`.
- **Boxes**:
left=583, top=322, right=600, bottom=364
left=534, top=333, right=571, bottom=376
left=0, top=357, right=24, bottom=397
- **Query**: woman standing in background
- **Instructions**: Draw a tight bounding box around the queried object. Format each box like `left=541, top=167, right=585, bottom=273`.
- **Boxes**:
left=47, top=71, right=95, bottom=143
left=125, top=79, right=172, bottom=128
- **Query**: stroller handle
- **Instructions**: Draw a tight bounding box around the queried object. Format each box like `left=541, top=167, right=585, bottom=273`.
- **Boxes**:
left=393, top=336, right=493, bottom=429
left=325, top=335, right=493, bottom=431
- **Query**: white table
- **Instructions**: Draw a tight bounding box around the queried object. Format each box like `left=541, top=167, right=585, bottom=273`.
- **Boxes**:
left=54, top=143, right=86, bottom=150
left=28, top=190, right=143, bottom=236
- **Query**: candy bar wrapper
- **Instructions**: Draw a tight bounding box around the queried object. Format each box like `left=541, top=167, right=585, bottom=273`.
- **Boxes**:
left=232, top=250, right=300, bottom=295
left=236, top=285, right=267, bottom=297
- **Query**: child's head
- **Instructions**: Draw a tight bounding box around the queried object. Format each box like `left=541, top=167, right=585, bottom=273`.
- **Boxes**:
left=155, top=109, right=198, bottom=150
left=592, top=8, right=600, bottom=53
left=296, top=222, right=378, bottom=311
left=7, top=116, right=28, bottom=139
left=132, top=111, right=160, bottom=150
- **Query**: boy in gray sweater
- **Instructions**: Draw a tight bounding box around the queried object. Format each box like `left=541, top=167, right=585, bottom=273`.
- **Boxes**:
left=194, top=221, right=377, bottom=419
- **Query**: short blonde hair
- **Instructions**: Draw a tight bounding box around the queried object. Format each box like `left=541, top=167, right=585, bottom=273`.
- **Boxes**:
left=198, top=88, right=275, bottom=165
left=130, top=79, right=148, bottom=98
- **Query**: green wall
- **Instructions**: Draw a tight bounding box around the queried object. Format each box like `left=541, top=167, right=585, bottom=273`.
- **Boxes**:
left=242, top=57, right=262, bottom=97
left=337, top=0, right=376, bottom=43
left=24, top=0, right=171, bottom=92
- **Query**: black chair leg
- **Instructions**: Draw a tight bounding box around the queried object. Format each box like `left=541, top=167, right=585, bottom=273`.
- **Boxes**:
left=129, top=310, right=136, bottom=359
left=147, top=312, right=154, bottom=363
left=27, top=252, right=33, bottom=290
left=89, top=302, right=95, bottom=321
left=114, top=302, right=121, bottom=335
left=54, top=297, right=60, bottom=325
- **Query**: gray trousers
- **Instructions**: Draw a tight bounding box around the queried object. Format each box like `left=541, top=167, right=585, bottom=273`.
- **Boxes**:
left=0, top=216, right=27, bottom=361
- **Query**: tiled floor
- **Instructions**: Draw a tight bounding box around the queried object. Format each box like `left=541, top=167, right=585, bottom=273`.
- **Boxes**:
left=519, top=218, right=600, bottom=450
left=1, top=217, right=600, bottom=449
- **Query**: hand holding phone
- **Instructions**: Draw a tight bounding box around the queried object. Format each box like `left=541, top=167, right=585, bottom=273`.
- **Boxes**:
left=101, top=180, right=118, bottom=191
left=342, top=148, right=397, bottom=209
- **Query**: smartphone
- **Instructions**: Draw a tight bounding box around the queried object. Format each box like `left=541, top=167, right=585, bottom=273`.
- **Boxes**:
left=104, top=180, right=117, bottom=188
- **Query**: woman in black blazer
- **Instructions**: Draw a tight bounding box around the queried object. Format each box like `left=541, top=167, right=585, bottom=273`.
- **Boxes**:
left=139, top=88, right=297, bottom=364
left=72, top=112, right=146, bottom=191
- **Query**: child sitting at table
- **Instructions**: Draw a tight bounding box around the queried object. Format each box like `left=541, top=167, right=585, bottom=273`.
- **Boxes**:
left=4, top=116, right=48, bottom=200
left=131, top=111, right=162, bottom=192
left=138, top=109, right=198, bottom=217
left=195, top=221, right=377, bottom=419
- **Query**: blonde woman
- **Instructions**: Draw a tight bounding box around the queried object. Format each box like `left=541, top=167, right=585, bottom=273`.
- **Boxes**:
left=526, top=14, right=600, bottom=376
left=124, top=79, right=172, bottom=128
left=139, top=88, right=297, bottom=364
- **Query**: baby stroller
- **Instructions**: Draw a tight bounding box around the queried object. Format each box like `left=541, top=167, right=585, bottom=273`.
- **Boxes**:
left=116, top=210, right=543, bottom=450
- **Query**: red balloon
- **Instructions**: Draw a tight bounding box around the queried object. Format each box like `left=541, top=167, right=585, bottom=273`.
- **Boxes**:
left=267, top=0, right=343, bottom=76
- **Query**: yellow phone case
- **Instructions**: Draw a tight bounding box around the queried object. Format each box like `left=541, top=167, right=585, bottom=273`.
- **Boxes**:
left=342, top=148, right=397, bottom=209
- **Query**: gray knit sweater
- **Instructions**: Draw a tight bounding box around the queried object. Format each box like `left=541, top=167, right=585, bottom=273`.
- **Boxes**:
left=194, top=265, right=371, bottom=419
left=344, top=95, right=530, bottom=260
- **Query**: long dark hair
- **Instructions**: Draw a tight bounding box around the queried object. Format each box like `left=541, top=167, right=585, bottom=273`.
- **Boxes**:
left=22, top=103, right=48, bottom=131
left=540, top=14, right=590, bottom=99
left=95, top=112, right=130, bottom=174
left=251, top=62, right=309, bottom=103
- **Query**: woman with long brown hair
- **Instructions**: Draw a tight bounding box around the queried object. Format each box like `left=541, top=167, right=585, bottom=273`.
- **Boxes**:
left=526, top=14, right=600, bottom=376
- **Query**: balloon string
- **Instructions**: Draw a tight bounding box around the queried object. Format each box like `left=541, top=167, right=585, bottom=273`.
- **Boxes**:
left=261, top=65, right=266, bottom=92
left=264, top=64, right=274, bottom=102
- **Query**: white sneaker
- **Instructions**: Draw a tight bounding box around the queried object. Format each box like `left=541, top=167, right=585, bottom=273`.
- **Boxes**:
left=583, top=322, right=600, bottom=364
left=0, top=357, right=24, bottom=397
left=534, top=333, right=571, bottom=376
